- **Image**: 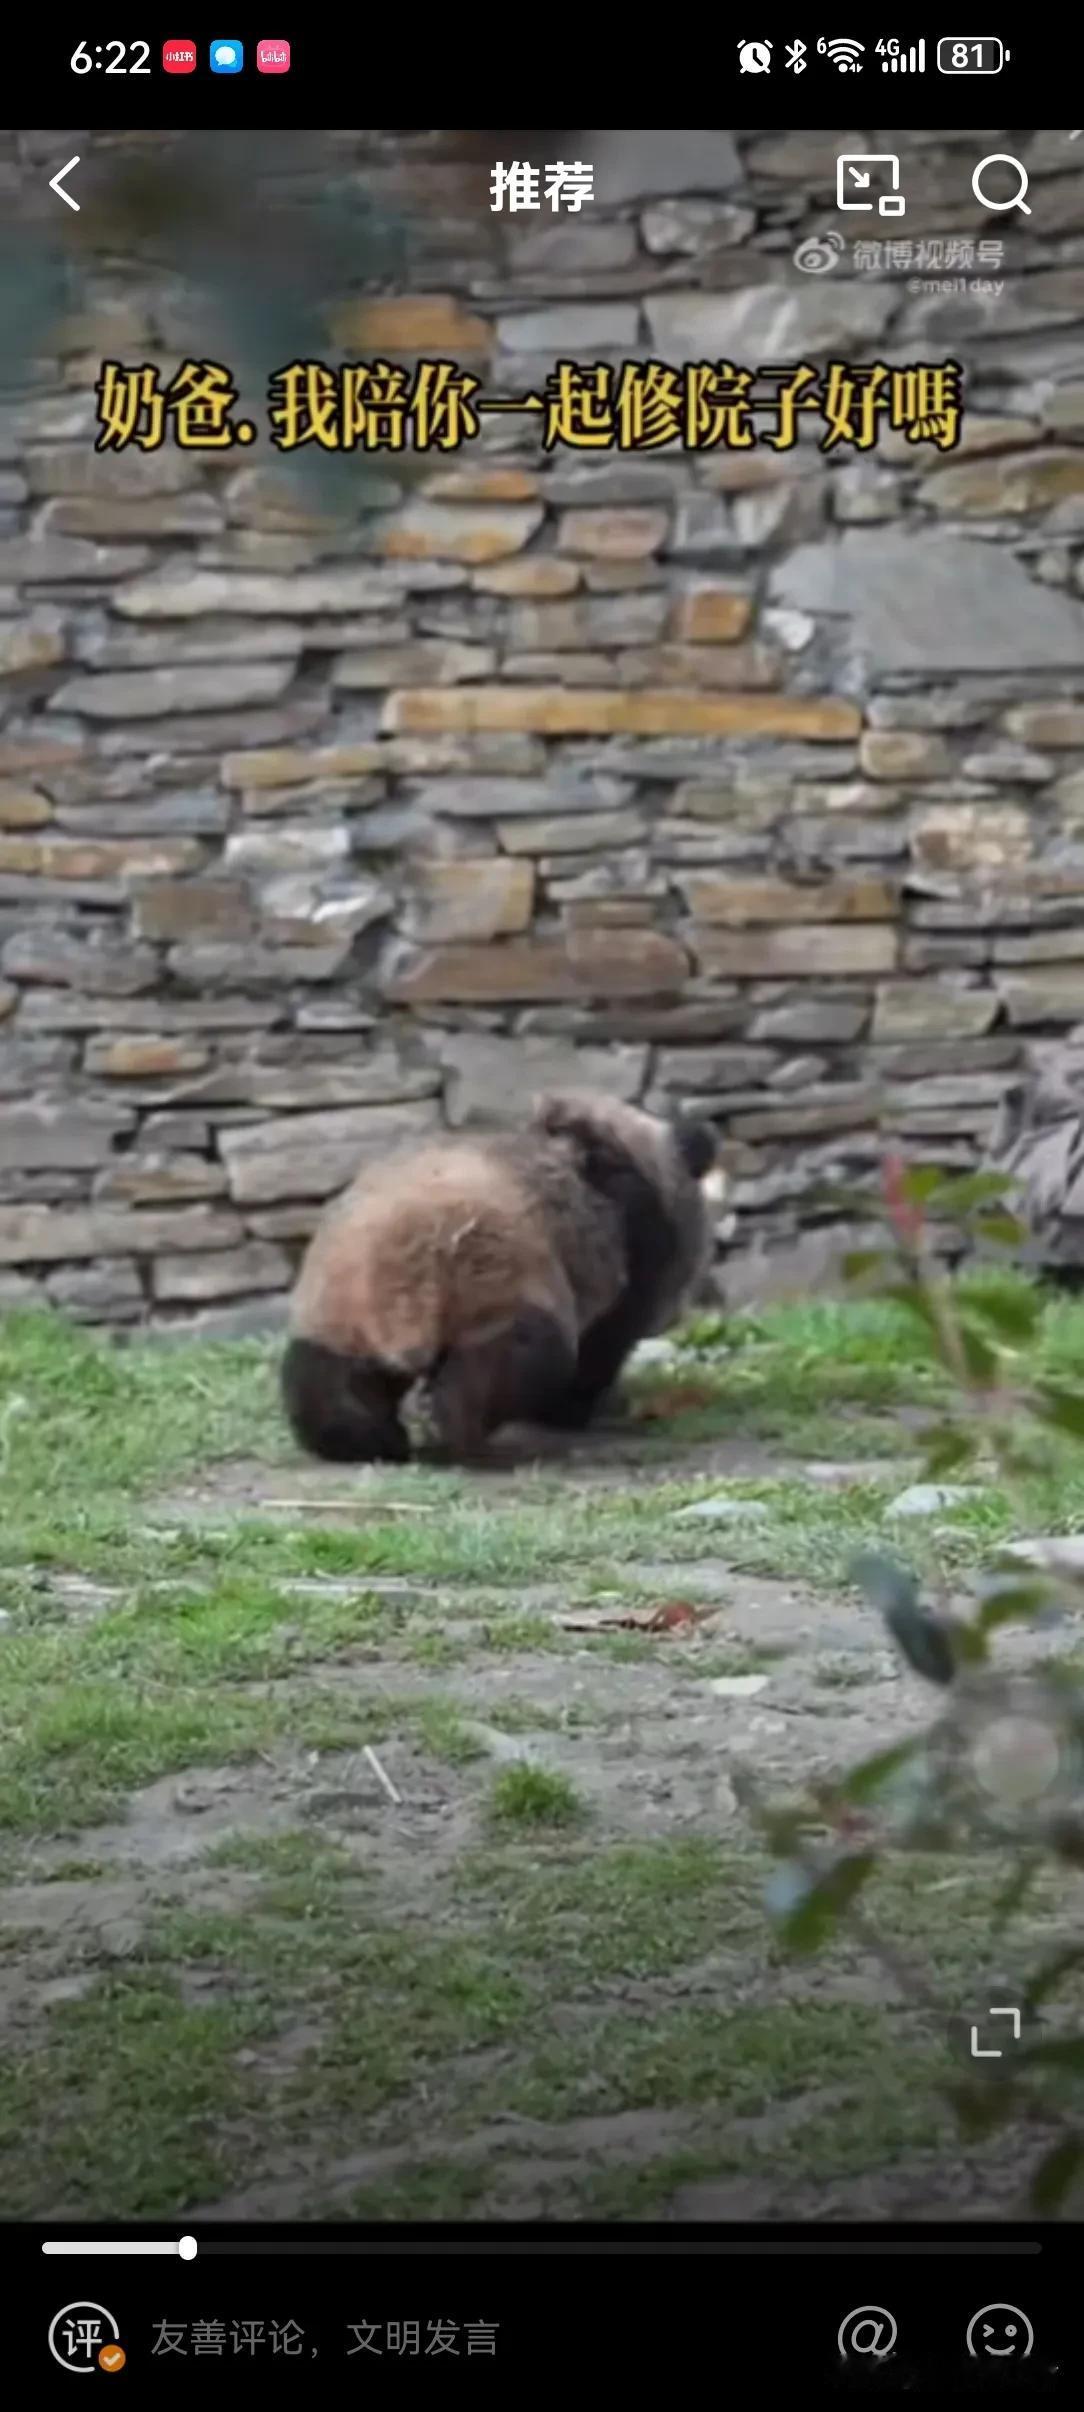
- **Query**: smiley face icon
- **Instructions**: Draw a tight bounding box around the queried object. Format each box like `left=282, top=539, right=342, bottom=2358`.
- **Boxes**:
left=966, top=2303, right=1034, bottom=2360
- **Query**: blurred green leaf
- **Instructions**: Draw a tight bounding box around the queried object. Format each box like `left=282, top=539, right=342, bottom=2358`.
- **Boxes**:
left=848, top=1550, right=922, bottom=1619
left=965, top=1285, right=1041, bottom=1341
left=1029, top=2135, right=1084, bottom=2215
left=1015, top=2037, right=1084, bottom=2077
left=994, top=1432, right=1060, bottom=1480
left=1023, top=1944, right=1084, bottom=2015
left=973, top=1213, right=1028, bottom=1249
left=838, top=1738, right=922, bottom=1804
left=943, top=2077, right=1017, bottom=2141
left=958, top=1321, right=1001, bottom=1385
left=882, top=1281, right=936, bottom=1325
left=766, top=1850, right=876, bottom=1955
left=887, top=1603, right=960, bottom=1686
left=813, top=1184, right=880, bottom=1218
left=900, top=1165, right=954, bottom=1205
left=926, top=1172, right=1018, bottom=1215
left=991, top=1852, right=1040, bottom=1934
left=729, top=1769, right=813, bottom=1859
left=975, top=1578, right=1053, bottom=1635
left=1049, top=1818, right=1084, bottom=1870
left=1034, top=1385, right=1084, bottom=1442
left=948, top=1621, right=989, bottom=1669
left=918, top=1422, right=977, bottom=1478
left=849, top=1556, right=959, bottom=1684
left=842, top=1249, right=892, bottom=1284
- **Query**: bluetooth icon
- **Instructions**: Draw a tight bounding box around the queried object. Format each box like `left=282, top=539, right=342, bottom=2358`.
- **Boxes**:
left=785, top=38, right=807, bottom=72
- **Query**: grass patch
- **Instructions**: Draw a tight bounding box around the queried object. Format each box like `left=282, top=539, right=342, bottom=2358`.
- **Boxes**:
left=0, top=1588, right=548, bottom=1831
left=468, top=1613, right=564, bottom=1654
left=476, top=1997, right=940, bottom=2125
left=457, top=1838, right=763, bottom=1982
left=343, top=2160, right=495, bottom=2222
left=0, top=1972, right=270, bottom=2218
left=414, top=1700, right=487, bottom=1767
left=0, top=1309, right=286, bottom=1501
left=487, top=1765, right=583, bottom=1829
left=24, top=1857, right=110, bottom=1885
left=203, top=1831, right=361, bottom=1881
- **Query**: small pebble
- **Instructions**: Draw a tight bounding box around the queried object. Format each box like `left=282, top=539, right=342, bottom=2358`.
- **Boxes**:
left=886, top=1483, right=982, bottom=1519
left=673, top=1496, right=769, bottom=1525
left=1004, top=1535, right=1084, bottom=1572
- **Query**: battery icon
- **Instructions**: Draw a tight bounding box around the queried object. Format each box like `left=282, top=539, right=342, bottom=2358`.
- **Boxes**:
left=937, top=36, right=1008, bottom=72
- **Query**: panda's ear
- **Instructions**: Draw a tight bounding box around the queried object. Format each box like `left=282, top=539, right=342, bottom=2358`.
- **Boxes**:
left=674, top=1115, right=717, bottom=1180
left=533, top=1092, right=630, bottom=1195
left=531, top=1091, right=591, bottom=1141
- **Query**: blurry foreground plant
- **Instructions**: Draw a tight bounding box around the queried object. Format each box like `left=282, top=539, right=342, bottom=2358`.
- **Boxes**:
left=738, top=1159, right=1084, bottom=2215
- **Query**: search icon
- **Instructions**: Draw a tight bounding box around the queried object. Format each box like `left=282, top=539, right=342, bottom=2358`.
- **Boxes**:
left=972, top=153, right=1031, bottom=214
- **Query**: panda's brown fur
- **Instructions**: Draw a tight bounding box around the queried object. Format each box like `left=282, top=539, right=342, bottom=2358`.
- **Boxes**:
left=281, top=1090, right=719, bottom=1465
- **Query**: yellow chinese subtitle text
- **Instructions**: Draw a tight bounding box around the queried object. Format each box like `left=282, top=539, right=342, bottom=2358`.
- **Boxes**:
left=95, top=357, right=965, bottom=457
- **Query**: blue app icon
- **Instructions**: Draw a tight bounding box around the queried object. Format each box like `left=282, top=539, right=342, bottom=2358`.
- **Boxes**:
left=210, top=38, right=244, bottom=73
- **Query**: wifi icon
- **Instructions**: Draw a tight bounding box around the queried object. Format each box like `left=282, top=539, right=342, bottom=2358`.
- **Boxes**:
left=820, top=35, right=865, bottom=71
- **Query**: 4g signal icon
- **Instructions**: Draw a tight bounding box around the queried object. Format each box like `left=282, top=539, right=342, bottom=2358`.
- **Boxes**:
left=877, top=36, right=926, bottom=72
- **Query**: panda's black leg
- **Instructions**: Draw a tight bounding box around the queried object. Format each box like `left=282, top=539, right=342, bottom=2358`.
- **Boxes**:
left=426, top=1309, right=576, bottom=1463
left=537, top=1300, right=644, bottom=1431
left=282, top=1338, right=411, bottom=1463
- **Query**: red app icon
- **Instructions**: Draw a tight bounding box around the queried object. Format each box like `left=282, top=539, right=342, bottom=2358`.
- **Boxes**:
left=257, top=38, right=291, bottom=73
left=162, top=38, right=197, bottom=73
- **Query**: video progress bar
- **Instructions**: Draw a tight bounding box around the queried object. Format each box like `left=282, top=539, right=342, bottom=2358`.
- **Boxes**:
left=192, top=2240, right=1043, bottom=2257
left=43, top=2238, right=198, bottom=2259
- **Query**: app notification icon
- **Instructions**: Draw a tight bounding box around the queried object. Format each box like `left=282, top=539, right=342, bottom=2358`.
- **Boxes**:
left=162, top=38, right=197, bottom=73
left=210, top=39, right=244, bottom=73
left=257, top=39, right=291, bottom=72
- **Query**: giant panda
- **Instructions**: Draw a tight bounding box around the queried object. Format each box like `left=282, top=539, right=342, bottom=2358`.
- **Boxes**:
left=280, top=1089, right=722, bottom=1466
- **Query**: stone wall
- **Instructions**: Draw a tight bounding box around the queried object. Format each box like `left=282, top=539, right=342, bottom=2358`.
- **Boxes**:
left=2, top=125, right=1084, bottom=1329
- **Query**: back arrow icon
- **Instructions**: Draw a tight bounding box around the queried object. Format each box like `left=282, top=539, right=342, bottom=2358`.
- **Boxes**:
left=49, top=157, right=81, bottom=212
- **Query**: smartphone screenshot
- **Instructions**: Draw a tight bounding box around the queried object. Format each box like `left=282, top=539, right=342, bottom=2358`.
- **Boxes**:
left=3, top=30, right=1082, bottom=2394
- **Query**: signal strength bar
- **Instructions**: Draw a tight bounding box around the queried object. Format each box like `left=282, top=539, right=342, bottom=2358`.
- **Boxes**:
left=883, top=39, right=926, bottom=71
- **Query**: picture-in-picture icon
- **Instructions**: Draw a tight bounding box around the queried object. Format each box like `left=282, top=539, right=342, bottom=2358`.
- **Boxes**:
left=836, top=153, right=906, bottom=217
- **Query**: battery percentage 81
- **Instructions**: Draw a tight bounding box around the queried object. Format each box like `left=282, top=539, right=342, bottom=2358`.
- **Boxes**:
left=936, top=37, right=1008, bottom=73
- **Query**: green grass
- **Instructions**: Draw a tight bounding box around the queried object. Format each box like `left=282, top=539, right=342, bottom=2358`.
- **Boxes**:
left=205, top=1831, right=361, bottom=1880
left=480, top=1998, right=936, bottom=2124
left=0, top=1973, right=272, bottom=2217
left=0, top=1676, right=409, bottom=1837
left=457, top=1836, right=762, bottom=1980
left=2, top=1284, right=1084, bottom=2221
left=344, top=2161, right=495, bottom=2222
left=0, top=1821, right=1070, bottom=2219
left=487, top=1765, right=583, bottom=1829
left=5, top=1277, right=1084, bottom=1607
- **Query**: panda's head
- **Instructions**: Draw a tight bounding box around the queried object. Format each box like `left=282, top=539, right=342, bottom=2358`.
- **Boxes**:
left=530, top=1091, right=725, bottom=1321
